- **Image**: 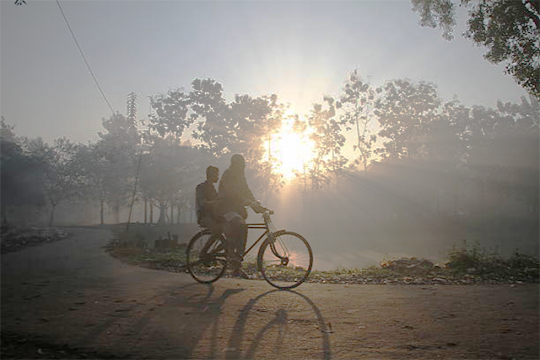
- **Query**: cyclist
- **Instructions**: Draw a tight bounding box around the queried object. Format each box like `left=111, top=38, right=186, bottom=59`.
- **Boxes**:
left=195, top=166, right=223, bottom=234
left=216, top=154, right=265, bottom=277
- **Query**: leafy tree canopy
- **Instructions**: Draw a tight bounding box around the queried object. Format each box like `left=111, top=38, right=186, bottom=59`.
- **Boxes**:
left=411, top=0, right=540, bottom=98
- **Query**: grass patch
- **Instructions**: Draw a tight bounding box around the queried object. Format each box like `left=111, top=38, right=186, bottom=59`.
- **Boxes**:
left=446, top=240, right=539, bottom=282
left=108, top=245, right=187, bottom=271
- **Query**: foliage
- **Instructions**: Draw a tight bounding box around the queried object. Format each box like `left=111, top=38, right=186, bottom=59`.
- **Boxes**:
left=95, top=112, right=140, bottom=222
left=22, top=137, right=84, bottom=226
left=3, top=74, right=538, bottom=230
left=411, top=0, right=540, bottom=98
left=0, top=119, right=45, bottom=223
left=138, top=137, right=206, bottom=223
left=149, top=88, right=193, bottom=139
left=340, top=70, right=379, bottom=173
left=108, top=237, right=539, bottom=284
left=308, top=96, right=348, bottom=189
left=189, top=79, right=232, bottom=157
left=374, top=79, right=442, bottom=161
left=446, top=240, right=539, bottom=281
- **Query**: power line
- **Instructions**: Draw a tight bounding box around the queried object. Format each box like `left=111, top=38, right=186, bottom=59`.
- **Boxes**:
left=55, top=0, right=115, bottom=114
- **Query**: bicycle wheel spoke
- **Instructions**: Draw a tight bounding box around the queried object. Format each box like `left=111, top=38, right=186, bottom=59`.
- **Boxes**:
left=186, top=231, right=227, bottom=283
left=258, top=231, right=313, bottom=289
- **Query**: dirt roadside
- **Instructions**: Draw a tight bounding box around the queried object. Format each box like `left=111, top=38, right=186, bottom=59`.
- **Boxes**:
left=1, top=227, right=539, bottom=359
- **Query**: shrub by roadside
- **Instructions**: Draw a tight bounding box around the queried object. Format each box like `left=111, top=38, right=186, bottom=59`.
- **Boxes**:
left=0, top=224, right=70, bottom=254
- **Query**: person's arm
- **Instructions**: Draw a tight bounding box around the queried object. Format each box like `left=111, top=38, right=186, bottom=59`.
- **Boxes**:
left=203, top=184, right=219, bottom=213
left=238, top=175, right=267, bottom=212
left=238, top=175, right=256, bottom=203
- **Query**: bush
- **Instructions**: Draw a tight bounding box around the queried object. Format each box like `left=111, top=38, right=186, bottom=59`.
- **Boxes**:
left=446, top=240, right=539, bottom=281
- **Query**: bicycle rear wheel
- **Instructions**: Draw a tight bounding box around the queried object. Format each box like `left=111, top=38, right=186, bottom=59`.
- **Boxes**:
left=258, top=230, right=313, bottom=289
left=186, top=230, right=228, bottom=283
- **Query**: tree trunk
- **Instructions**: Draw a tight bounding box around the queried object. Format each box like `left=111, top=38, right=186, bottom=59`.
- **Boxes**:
left=176, top=205, right=181, bottom=224
left=100, top=198, right=105, bottom=225
left=1, top=204, right=8, bottom=225
left=49, top=204, right=56, bottom=227
left=170, top=205, right=174, bottom=224
left=114, top=200, right=120, bottom=224
left=150, top=203, right=154, bottom=224
left=157, top=201, right=167, bottom=224
left=144, top=199, right=147, bottom=224
left=479, top=179, right=486, bottom=218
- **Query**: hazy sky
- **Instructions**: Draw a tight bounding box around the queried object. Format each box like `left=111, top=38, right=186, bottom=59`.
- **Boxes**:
left=1, top=0, right=528, bottom=144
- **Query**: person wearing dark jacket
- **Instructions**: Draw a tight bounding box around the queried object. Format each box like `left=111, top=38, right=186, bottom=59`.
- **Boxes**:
left=217, top=154, right=264, bottom=276
left=195, top=166, right=222, bottom=234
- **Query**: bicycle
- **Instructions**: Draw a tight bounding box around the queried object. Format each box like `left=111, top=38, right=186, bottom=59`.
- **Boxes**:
left=185, top=208, right=313, bottom=289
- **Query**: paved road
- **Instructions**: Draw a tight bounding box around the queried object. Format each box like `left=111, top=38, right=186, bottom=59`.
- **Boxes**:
left=2, top=227, right=539, bottom=359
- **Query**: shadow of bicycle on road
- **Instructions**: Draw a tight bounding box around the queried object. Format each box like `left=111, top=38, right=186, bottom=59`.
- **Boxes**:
left=223, top=289, right=332, bottom=360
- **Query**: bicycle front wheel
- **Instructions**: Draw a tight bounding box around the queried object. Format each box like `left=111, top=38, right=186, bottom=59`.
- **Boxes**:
left=258, top=230, right=313, bottom=289
left=186, top=230, right=228, bottom=283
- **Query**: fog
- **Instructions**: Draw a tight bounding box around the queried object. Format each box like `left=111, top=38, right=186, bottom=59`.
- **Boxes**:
left=2, top=55, right=538, bottom=273
left=263, top=168, right=538, bottom=270
left=3, top=112, right=537, bottom=271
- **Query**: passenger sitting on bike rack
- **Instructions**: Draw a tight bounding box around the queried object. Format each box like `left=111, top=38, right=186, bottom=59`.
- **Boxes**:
left=195, top=166, right=224, bottom=234
left=216, top=154, right=265, bottom=277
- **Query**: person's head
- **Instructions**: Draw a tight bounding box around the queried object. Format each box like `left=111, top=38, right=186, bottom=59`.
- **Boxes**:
left=206, top=166, right=219, bottom=183
left=230, top=154, right=245, bottom=172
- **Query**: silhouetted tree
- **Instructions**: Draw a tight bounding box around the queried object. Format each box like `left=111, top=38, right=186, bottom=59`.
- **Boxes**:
left=188, top=78, right=282, bottom=199
left=149, top=88, right=193, bottom=140
left=411, top=0, right=540, bottom=98
left=374, top=79, right=442, bottom=161
left=340, top=70, right=380, bottom=173
left=465, top=96, right=539, bottom=217
left=189, top=79, right=232, bottom=157
left=0, top=119, right=45, bottom=224
left=308, top=96, right=348, bottom=189
left=97, top=112, right=140, bottom=223
left=23, top=137, right=83, bottom=226
left=138, top=136, right=206, bottom=224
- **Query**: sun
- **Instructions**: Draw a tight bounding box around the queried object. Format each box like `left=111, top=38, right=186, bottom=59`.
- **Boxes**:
left=266, top=116, right=315, bottom=181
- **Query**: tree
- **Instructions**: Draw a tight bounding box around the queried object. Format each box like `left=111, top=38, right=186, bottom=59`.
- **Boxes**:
left=138, top=137, right=206, bottom=224
left=227, top=93, right=282, bottom=199
left=189, top=78, right=234, bottom=157
left=97, top=112, right=140, bottom=223
left=340, top=70, right=380, bottom=174
left=188, top=78, right=282, bottom=198
left=465, top=95, right=539, bottom=217
left=0, top=119, right=45, bottom=224
left=149, top=89, right=193, bottom=140
left=411, top=0, right=540, bottom=98
left=308, top=96, right=348, bottom=189
left=23, top=137, right=83, bottom=226
left=371, top=79, right=473, bottom=216
left=374, top=79, right=442, bottom=161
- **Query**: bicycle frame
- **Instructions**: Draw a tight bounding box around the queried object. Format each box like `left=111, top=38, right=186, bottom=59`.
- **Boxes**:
left=243, top=222, right=269, bottom=257
left=243, top=211, right=288, bottom=264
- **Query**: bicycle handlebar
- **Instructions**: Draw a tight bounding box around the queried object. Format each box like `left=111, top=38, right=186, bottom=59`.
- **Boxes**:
left=257, top=206, right=273, bottom=215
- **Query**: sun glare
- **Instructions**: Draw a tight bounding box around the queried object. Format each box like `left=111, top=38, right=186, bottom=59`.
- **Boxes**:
left=267, top=115, right=315, bottom=181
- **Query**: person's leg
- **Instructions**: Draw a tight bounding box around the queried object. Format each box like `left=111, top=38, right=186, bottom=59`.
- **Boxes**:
left=198, top=217, right=218, bottom=258
left=237, top=219, right=248, bottom=259
left=223, top=213, right=246, bottom=273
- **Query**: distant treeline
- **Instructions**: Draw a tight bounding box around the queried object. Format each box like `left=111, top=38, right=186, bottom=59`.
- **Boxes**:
left=1, top=72, right=538, bottom=228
